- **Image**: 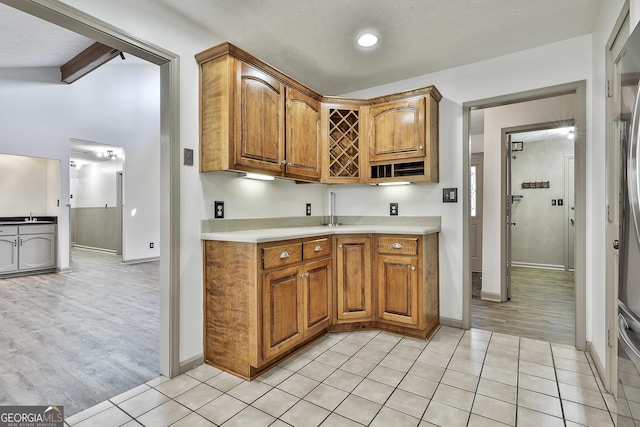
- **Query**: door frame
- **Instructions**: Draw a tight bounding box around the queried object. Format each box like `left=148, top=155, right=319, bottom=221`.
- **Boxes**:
left=502, top=121, right=575, bottom=300
left=605, top=0, right=631, bottom=394
left=462, top=81, right=587, bottom=354
left=1, top=0, right=182, bottom=378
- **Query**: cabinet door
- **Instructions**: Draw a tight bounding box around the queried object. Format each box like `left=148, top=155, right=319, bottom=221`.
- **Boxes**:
left=377, top=255, right=419, bottom=326
left=335, top=236, right=372, bottom=322
left=235, top=61, right=285, bottom=172
left=0, top=236, right=18, bottom=273
left=322, top=103, right=367, bottom=184
left=19, top=233, right=55, bottom=270
left=286, top=87, right=320, bottom=180
left=262, top=265, right=303, bottom=361
left=302, top=258, right=332, bottom=336
left=370, top=96, right=425, bottom=162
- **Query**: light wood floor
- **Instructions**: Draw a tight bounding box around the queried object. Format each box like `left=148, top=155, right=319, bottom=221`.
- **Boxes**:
left=472, top=267, right=575, bottom=346
left=0, top=248, right=159, bottom=416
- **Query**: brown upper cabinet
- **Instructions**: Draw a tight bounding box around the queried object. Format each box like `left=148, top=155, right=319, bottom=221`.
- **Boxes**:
left=368, top=88, right=441, bottom=184
left=196, top=42, right=440, bottom=184
left=196, top=43, right=321, bottom=181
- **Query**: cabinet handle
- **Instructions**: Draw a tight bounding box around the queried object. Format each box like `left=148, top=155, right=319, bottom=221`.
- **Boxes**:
left=392, top=243, right=403, bottom=249
left=288, top=161, right=293, bottom=167
left=281, top=160, right=287, bottom=165
left=19, top=238, right=22, bottom=247
left=14, top=239, right=17, bottom=247
left=314, top=245, right=322, bottom=252
left=280, top=251, right=290, bottom=259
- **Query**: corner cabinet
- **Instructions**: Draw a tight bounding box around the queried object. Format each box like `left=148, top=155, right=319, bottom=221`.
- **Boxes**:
left=203, top=235, right=332, bottom=380
left=196, top=43, right=321, bottom=182
left=320, top=101, right=368, bottom=184
left=197, top=42, right=441, bottom=185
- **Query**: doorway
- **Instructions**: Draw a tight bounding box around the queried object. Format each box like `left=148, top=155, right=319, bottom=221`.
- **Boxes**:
left=463, top=83, right=586, bottom=351
left=2, top=0, right=181, bottom=381
left=69, top=139, right=125, bottom=256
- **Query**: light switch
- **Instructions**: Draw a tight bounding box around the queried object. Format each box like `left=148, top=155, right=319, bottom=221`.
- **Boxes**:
left=443, top=188, right=458, bottom=203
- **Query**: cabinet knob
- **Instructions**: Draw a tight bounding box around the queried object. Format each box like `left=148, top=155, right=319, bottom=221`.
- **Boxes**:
left=281, top=160, right=287, bottom=165
left=338, top=244, right=343, bottom=248
left=411, top=266, right=416, bottom=271
left=314, top=245, right=322, bottom=252
left=392, top=243, right=403, bottom=249
left=299, top=272, right=309, bottom=278
left=288, top=161, right=293, bottom=167
left=419, top=146, right=423, bottom=150
left=280, top=251, right=290, bottom=259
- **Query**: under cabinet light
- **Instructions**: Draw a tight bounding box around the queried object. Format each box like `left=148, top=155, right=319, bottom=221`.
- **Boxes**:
left=376, top=181, right=411, bottom=186
left=243, top=172, right=275, bottom=181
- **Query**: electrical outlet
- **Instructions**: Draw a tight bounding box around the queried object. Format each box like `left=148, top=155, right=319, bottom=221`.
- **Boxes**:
left=306, top=203, right=312, bottom=216
left=214, top=201, right=224, bottom=218
left=557, top=199, right=564, bottom=206
left=150, top=242, right=154, bottom=248
left=184, top=148, right=194, bottom=166
left=390, top=203, right=398, bottom=216
left=552, top=199, right=557, bottom=206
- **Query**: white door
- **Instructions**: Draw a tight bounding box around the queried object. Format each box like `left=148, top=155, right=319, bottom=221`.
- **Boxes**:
left=567, top=155, right=575, bottom=270
left=470, top=153, right=484, bottom=272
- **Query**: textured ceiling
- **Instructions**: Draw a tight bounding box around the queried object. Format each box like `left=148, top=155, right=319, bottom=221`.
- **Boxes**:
left=0, top=0, right=603, bottom=95
left=156, top=0, right=603, bottom=95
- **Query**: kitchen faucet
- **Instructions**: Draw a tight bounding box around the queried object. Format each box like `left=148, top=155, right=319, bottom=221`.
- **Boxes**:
left=328, top=192, right=337, bottom=226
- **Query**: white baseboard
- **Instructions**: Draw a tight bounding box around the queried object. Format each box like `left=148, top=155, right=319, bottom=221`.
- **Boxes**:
left=481, top=291, right=501, bottom=302
left=180, top=354, right=205, bottom=375
left=439, top=317, right=464, bottom=329
left=122, top=256, right=160, bottom=265
left=511, top=262, right=566, bottom=270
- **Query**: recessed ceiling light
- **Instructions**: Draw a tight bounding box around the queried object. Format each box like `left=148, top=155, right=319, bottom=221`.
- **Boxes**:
left=358, top=33, right=378, bottom=47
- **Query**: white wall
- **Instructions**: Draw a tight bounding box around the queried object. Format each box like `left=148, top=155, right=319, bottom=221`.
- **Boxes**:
left=0, top=154, right=61, bottom=217
left=73, top=159, right=123, bottom=208
left=511, top=137, right=574, bottom=268
left=0, top=62, right=160, bottom=266
left=48, top=0, right=627, bottom=372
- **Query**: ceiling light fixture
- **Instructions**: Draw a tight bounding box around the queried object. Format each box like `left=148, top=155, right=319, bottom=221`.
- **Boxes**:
left=357, top=33, right=378, bottom=48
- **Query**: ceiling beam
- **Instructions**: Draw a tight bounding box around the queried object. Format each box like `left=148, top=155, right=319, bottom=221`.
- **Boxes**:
left=60, top=41, right=120, bottom=83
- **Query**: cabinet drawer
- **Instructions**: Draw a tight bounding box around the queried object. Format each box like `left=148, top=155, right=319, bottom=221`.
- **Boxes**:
left=262, top=243, right=302, bottom=269
left=0, top=226, right=18, bottom=236
left=19, top=224, right=55, bottom=235
left=303, top=237, right=331, bottom=260
left=378, top=236, right=418, bottom=255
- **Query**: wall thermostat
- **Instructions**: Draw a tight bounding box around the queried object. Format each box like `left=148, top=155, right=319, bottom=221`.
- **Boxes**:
left=443, top=188, right=458, bottom=203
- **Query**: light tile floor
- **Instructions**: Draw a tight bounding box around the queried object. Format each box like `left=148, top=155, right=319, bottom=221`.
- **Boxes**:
left=64, top=327, right=616, bottom=426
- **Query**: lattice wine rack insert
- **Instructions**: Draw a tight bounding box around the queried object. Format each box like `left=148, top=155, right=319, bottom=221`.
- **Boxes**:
left=328, top=109, right=360, bottom=178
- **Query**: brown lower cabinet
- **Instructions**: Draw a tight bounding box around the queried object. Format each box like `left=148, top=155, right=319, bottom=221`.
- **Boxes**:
left=203, top=232, right=438, bottom=380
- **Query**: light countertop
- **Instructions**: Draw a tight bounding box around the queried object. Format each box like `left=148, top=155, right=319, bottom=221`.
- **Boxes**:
left=201, top=224, right=440, bottom=243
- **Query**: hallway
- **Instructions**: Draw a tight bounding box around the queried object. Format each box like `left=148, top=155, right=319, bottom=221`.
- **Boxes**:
left=472, top=268, right=575, bottom=346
